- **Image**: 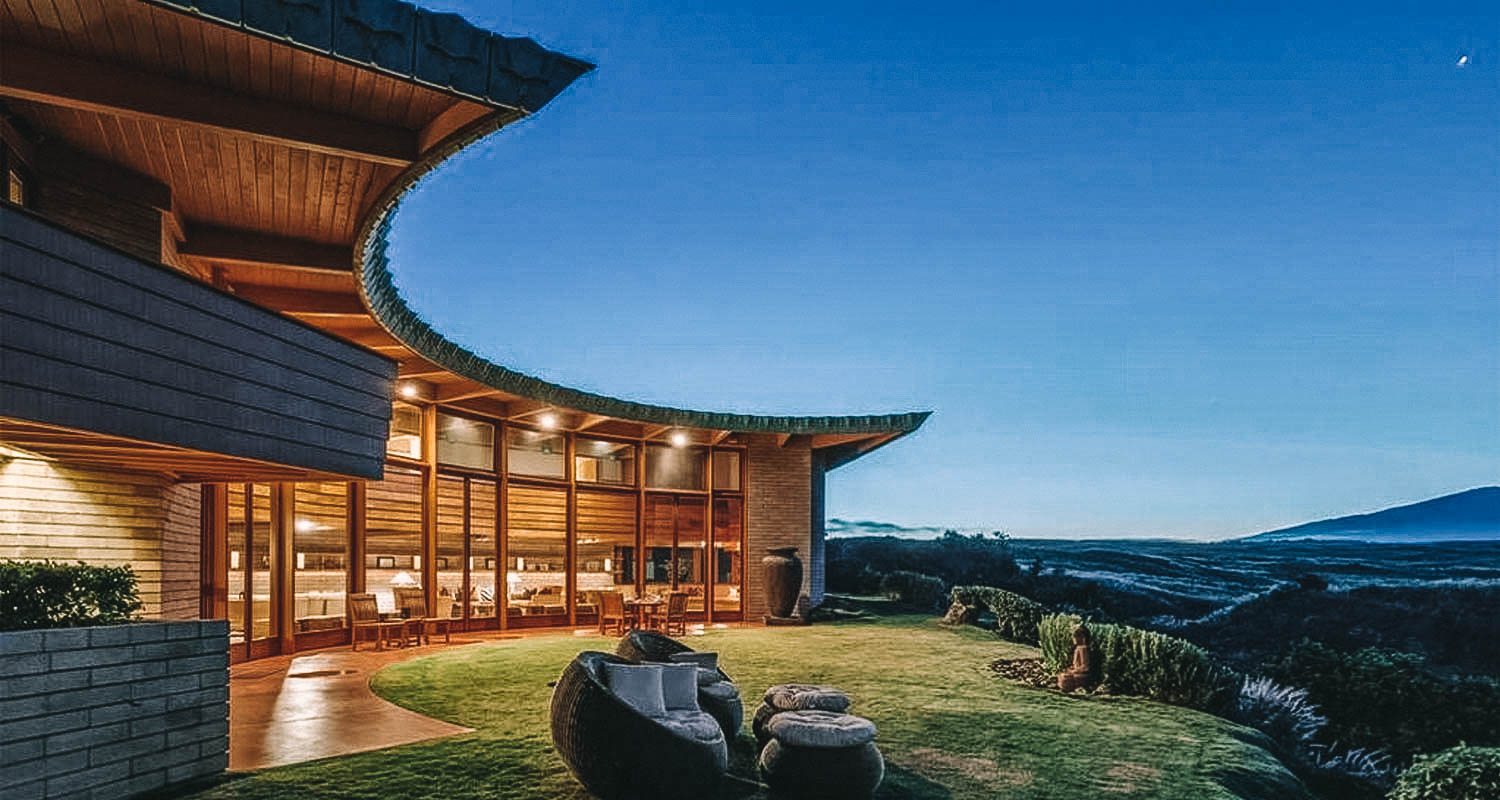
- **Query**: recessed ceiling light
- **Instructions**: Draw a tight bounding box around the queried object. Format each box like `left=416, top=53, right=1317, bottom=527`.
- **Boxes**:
left=537, top=412, right=558, bottom=430
left=669, top=430, right=689, bottom=447
left=399, top=384, right=419, bottom=399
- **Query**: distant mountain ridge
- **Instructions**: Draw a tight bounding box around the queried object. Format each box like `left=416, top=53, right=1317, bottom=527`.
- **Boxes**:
left=829, top=487, right=1500, bottom=543
left=1243, top=487, right=1500, bottom=543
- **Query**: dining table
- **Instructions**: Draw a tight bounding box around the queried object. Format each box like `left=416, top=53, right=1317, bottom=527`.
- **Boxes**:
left=623, top=597, right=665, bottom=631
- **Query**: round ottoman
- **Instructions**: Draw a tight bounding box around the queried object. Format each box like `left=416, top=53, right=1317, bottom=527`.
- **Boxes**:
left=758, top=710, right=884, bottom=799
left=753, top=684, right=851, bottom=749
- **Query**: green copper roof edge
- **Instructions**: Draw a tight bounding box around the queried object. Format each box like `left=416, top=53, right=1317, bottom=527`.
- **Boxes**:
left=351, top=103, right=932, bottom=438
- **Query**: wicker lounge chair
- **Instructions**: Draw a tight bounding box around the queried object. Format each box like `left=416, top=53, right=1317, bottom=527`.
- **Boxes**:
left=615, top=630, right=744, bottom=739
left=550, top=651, right=728, bottom=800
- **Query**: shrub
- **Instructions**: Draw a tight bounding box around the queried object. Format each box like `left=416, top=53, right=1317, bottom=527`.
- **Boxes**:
left=1388, top=745, right=1500, bottom=800
left=0, top=560, right=141, bottom=631
left=879, top=570, right=947, bottom=611
left=1268, top=640, right=1500, bottom=763
left=949, top=585, right=1047, bottom=644
left=1232, top=676, right=1328, bottom=759
left=1038, top=613, right=1240, bottom=714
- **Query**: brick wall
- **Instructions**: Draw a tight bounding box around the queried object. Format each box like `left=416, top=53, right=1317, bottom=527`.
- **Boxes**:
left=744, top=434, right=813, bottom=618
left=0, top=452, right=201, bottom=619
left=0, top=619, right=230, bottom=800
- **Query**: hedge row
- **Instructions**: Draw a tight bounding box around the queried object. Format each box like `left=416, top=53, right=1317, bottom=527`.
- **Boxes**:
left=879, top=570, right=949, bottom=611
left=1040, top=613, right=1239, bottom=714
left=947, top=585, right=1047, bottom=644
left=0, top=560, right=141, bottom=631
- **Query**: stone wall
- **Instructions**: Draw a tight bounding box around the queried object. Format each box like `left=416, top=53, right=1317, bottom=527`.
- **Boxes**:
left=0, top=619, right=230, bottom=800
left=0, top=452, right=201, bottom=618
left=744, top=434, right=813, bottom=618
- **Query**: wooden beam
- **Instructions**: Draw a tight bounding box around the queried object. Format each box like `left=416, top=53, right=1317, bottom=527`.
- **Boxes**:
left=710, top=429, right=734, bottom=446
left=776, top=433, right=794, bottom=448
left=230, top=285, right=366, bottom=315
left=505, top=400, right=553, bottom=419
left=642, top=424, right=672, bottom=440
left=397, top=369, right=450, bottom=380
left=181, top=226, right=352, bottom=273
left=417, top=101, right=493, bottom=152
left=435, top=384, right=502, bottom=403
left=575, top=414, right=610, bottom=432
left=0, top=45, right=417, bottom=166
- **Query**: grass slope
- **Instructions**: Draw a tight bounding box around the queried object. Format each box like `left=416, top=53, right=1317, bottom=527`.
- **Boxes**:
left=182, top=615, right=1305, bottom=799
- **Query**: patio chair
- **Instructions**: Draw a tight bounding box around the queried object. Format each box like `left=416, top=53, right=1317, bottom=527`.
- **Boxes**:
left=348, top=593, right=403, bottom=651
left=598, top=590, right=627, bottom=636
left=651, top=591, right=689, bottom=635
left=397, top=587, right=453, bottom=645
left=616, top=630, right=744, bottom=740
left=550, top=651, right=728, bottom=800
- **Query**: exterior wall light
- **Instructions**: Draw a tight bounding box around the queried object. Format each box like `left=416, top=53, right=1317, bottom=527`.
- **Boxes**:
left=399, top=384, right=419, bottom=399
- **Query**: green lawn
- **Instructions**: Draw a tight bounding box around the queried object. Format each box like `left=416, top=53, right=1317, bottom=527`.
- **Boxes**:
left=183, top=614, right=1307, bottom=799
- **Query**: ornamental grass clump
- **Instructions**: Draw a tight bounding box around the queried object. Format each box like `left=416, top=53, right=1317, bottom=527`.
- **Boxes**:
left=0, top=560, right=141, bottom=631
left=1231, top=677, right=1327, bottom=759
left=1038, top=613, right=1239, bottom=714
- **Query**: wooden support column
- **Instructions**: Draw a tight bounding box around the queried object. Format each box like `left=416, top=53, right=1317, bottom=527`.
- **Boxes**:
left=272, top=482, right=296, bottom=654
left=497, top=422, right=509, bottom=631
left=422, top=405, right=438, bottom=612
left=705, top=451, right=715, bottom=624
left=635, top=442, right=646, bottom=598
left=199, top=484, right=228, bottom=621
left=565, top=432, right=577, bottom=627
left=349, top=481, right=366, bottom=595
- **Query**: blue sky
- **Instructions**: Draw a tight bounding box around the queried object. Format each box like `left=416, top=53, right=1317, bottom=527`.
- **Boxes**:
left=389, top=1, right=1499, bottom=539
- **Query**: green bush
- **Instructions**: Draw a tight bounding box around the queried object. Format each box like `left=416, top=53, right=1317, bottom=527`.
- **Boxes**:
left=1269, top=640, right=1500, bottom=763
left=0, top=560, right=141, bottom=631
left=1038, top=613, right=1240, bottom=714
left=1388, top=745, right=1500, bottom=800
left=949, top=585, right=1047, bottom=644
left=879, top=570, right=948, bottom=611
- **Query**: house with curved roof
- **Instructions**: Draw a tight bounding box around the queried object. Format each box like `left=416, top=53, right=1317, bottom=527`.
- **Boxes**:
left=0, top=0, right=928, bottom=665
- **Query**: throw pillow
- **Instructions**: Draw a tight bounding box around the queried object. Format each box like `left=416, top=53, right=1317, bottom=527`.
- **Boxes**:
left=603, top=663, right=666, bottom=717
left=660, top=664, right=701, bottom=711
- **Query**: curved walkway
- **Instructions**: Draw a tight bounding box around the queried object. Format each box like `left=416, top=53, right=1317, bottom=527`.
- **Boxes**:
left=229, top=631, right=534, bottom=770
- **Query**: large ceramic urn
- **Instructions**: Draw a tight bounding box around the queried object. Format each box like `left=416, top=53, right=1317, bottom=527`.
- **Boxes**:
left=762, top=547, right=803, bottom=618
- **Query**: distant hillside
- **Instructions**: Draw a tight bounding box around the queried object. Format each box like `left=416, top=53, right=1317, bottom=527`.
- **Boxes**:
left=1244, top=487, right=1500, bottom=543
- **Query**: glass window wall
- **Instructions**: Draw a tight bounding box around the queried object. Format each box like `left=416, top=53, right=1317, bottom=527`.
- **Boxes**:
left=712, top=451, right=741, bottom=490
left=387, top=402, right=423, bottom=460
left=507, top=428, right=565, bottom=479
left=712, top=497, right=743, bottom=613
left=576, top=490, right=637, bottom=621
left=293, top=482, right=348, bottom=631
left=507, top=484, right=568, bottom=622
left=646, top=445, right=706, bottom=490
left=437, top=413, right=494, bottom=471
left=366, top=467, right=423, bottom=613
left=575, top=438, right=635, bottom=486
left=436, top=475, right=466, bottom=620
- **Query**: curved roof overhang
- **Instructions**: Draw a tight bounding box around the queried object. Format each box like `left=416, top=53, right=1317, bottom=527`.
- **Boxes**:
left=1, top=0, right=930, bottom=467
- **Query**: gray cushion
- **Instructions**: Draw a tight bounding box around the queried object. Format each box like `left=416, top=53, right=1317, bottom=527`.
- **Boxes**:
left=603, top=663, right=665, bottom=718
left=660, top=664, right=700, bottom=711
left=763, top=683, right=851, bottom=712
left=695, top=667, right=722, bottom=686
left=657, top=709, right=726, bottom=744
left=668, top=651, right=719, bottom=671
left=765, top=710, right=877, bottom=748
left=699, top=680, right=740, bottom=702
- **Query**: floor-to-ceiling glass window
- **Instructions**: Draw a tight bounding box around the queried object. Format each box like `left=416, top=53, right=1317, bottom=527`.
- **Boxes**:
left=293, top=482, right=348, bottom=632
left=674, top=498, right=708, bottom=612
left=436, top=475, right=466, bottom=621
left=644, top=494, right=675, bottom=598
left=249, top=484, right=273, bottom=640
left=712, top=496, right=743, bottom=614
left=469, top=479, right=498, bottom=626
left=506, top=484, right=568, bottom=625
left=366, top=467, right=423, bottom=613
left=226, top=484, right=248, bottom=647
left=576, top=489, right=637, bottom=623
